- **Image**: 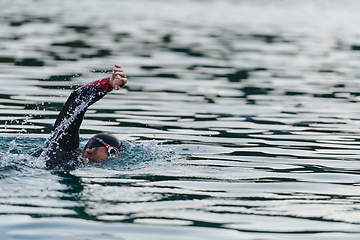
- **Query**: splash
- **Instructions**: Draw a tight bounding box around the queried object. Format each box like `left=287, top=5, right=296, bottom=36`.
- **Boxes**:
left=0, top=152, right=46, bottom=180
left=94, top=140, right=175, bottom=170
left=0, top=136, right=45, bottom=171
left=8, top=139, right=17, bottom=152
left=0, top=135, right=175, bottom=174
left=0, top=152, right=46, bottom=170
left=40, top=94, right=95, bottom=161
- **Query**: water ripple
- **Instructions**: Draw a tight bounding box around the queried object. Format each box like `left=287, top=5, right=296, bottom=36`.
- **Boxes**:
left=1, top=0, right=360, bottom=239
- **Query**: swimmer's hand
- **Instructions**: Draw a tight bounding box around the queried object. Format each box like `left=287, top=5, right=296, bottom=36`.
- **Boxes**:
left=110, top=64, right=127, bottom=90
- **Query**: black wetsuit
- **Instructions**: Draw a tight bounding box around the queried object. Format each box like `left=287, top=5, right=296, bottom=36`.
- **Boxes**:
left=32, top=77, right=113, bottom=169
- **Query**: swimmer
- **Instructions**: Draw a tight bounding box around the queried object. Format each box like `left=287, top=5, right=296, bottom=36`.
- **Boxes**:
left=31, top=64, right=128, bottom=169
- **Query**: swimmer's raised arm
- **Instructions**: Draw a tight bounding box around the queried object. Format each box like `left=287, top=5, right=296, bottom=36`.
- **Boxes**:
left=32, top=64, right=128, bottom=169
left=110, top=64, right=127, bottom=90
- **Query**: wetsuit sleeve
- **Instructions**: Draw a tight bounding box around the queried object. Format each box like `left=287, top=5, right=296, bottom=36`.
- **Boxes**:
left=33, top=77, right=113, bottom=169
left=52, top=76, right=113, bottom=147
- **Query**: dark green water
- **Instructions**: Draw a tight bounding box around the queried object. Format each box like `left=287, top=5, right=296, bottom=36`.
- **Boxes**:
left=1, top=0, right=360, bottom=239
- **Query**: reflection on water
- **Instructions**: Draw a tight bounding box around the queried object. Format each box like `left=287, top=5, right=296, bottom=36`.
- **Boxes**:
left=1, top=0, right=360, bottom=239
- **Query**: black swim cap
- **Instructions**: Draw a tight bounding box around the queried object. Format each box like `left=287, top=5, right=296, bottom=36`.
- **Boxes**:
left=84, top=133, right=121, bottom=150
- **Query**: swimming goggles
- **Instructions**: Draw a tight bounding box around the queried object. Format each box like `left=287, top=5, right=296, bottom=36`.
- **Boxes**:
left=90, top=136, right=123, bottom=157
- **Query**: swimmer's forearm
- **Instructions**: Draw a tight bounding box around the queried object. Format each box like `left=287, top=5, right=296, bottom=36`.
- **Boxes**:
left=83, top=65, right=127, bottom=92
left=84, top=77, right=113, bottom=92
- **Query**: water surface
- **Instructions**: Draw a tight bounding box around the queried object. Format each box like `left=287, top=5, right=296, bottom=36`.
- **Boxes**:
left=1, top=0, right=360, bottom=239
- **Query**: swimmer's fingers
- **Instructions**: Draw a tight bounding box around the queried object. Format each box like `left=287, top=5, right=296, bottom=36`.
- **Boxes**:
left=111, top=73, right=127, bottom=90
left=115, top=71, right=127, bottom=78
left=113, top=67, right=124, bottom=73
left=113, top=72, right=127, bottom=81
left=113, top=64, right=124, bottom=73
left=113, top=77, right=127, bottom=90
left=110, top=64, right=127, bottom=90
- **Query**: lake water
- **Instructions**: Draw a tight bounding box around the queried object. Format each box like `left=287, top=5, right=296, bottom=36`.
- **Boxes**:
left=1, top=0, right=360, bottom=239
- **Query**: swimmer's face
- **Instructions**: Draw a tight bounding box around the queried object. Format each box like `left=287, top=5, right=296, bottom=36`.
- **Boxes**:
left=83, top=146, right=109, bottom=162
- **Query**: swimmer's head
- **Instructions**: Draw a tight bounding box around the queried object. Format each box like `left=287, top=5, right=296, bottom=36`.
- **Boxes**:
left=83, top=133, right=127, bottom=162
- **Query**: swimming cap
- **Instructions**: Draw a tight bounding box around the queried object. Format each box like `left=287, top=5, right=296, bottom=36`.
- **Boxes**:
left=84, top=133, right=121, bottom=150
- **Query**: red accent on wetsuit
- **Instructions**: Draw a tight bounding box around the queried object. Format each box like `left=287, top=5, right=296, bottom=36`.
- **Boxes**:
left=84, top=77, right=113, bottom=92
